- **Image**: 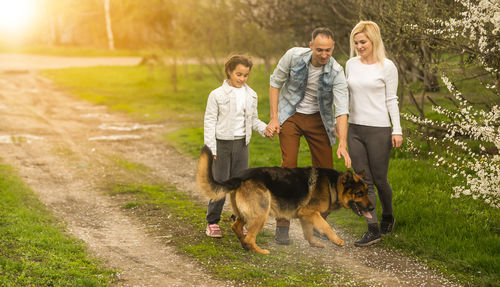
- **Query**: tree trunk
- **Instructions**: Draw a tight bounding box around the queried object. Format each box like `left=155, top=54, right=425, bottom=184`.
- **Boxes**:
left=420, top=43, right=439, bottom=92
left=171, top=57, right=178, bottom=93
left=49, top=20, right=59, bottom=45
left=104, top=0, right=115, bottom=51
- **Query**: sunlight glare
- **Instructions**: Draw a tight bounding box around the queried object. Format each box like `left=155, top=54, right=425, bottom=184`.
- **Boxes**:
left=0, top=0, right=37, bottom=34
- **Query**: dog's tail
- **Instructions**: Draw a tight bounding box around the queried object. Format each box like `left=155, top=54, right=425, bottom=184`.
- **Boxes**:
left=196, top=145, right=238, bottom=200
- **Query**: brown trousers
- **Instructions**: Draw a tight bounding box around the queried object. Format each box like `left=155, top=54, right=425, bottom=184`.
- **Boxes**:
left=277, top=113, right=333, bottom=226
left=279, top=112, right=333, bottom=169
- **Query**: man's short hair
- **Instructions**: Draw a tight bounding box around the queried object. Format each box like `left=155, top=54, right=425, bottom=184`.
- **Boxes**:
left=311, top=27, right=334, bottom=42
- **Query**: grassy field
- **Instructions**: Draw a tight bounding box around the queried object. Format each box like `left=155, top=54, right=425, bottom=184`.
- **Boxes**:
left=0, top=164, right=116, bottom=286
left=43, top=64, right=500, bottom=286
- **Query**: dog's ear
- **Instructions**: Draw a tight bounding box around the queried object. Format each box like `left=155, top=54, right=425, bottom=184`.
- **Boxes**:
left=342, top=170, right=354, bottom=185
left=351, top=169, right=366, bottom=183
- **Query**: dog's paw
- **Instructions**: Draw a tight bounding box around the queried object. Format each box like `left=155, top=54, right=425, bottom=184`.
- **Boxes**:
left=259, top=249, right=270, bottom=255
left=251, top=247, right=270, bottom=254
left=333, top=239, right=345, bottom=246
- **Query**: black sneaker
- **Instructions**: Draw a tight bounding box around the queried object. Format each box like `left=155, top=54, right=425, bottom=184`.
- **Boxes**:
left=380, top=216, right=395, bottom=234
left=354, top=225, right=381, bottom=247
left=275, top=226, right=290, bottom=245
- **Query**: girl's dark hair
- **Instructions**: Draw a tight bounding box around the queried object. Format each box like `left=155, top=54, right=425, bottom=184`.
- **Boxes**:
left=225, top=55, right=253, bottom=79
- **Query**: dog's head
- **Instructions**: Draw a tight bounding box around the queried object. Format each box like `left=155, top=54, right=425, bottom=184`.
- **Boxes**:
left=337, top=170, right=374, bottom=218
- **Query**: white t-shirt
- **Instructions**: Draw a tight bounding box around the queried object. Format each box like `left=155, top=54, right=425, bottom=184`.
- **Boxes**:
left=346, top=57, right=402, bottom=134
left=296, top=63, right=322, bottom=114
left=232, top=86, right=246, bottom=137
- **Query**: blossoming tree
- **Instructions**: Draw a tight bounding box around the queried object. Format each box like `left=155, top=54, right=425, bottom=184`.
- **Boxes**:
left=404, top=0, right=499, bottom=208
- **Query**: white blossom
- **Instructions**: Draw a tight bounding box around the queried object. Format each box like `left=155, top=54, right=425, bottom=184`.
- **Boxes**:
left=403, top=74, right=499, bottom=208
left=402, top=0, right=500, bottom=208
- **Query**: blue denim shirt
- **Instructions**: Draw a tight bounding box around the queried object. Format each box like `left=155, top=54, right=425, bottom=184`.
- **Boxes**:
left=270, top=47, right=349, bottom=146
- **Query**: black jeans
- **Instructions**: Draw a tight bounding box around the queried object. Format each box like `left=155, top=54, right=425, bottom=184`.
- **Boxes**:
left=206, top=138, right=248, bottom=224
left=348, top=124, right=393, bottom=224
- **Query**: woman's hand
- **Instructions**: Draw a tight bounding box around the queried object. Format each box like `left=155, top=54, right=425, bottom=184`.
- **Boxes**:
left=392, top=135, right=403, bottom=149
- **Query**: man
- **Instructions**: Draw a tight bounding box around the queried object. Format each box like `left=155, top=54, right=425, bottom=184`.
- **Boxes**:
left=266, top=27, right=351, bottom=245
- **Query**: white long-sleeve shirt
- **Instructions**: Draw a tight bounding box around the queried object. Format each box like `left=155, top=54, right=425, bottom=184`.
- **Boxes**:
left=346, top=57, right=402, bottom=135
left=204, top=80, right=267, bottom=156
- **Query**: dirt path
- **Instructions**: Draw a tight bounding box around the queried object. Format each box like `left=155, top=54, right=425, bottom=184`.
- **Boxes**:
left=0, top=70, right=228, bottom=287
left=0, top=53, right=142, bottom=71
left=0, top=55, right=460, bottom=286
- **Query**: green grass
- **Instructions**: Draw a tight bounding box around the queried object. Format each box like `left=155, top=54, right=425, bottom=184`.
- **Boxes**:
left=43, top=64, right=500, bottom=286
left=43, top=65, right=211, bottom=123
left=0, top=164, right=115, bottom=286
left=319, top=159, right=500, bottom=287
left=106, top=154, right=150, bottom=173
left=382, top=160, right=499, bottom=285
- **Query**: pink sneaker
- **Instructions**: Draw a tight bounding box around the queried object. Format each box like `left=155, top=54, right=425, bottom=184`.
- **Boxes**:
left=206, top=223, right=222, bottom=238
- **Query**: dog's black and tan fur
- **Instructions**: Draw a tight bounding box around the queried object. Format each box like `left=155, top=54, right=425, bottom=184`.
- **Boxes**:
left=196, top=145, right=374, bottom=254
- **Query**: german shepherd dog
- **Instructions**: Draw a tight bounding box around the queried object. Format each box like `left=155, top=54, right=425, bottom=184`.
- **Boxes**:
left=196, top=146, right=374, bottom=254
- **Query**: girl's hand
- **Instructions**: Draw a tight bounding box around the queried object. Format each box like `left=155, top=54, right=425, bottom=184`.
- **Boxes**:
left=266, top=120, right=280, bottom=139
left=264, top=122, right=280, bottom=139
left=392, top=135, right=403, bottom=149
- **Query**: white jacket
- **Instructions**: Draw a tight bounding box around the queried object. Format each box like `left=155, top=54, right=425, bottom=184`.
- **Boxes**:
left=204, top=80, right=267, bottom=155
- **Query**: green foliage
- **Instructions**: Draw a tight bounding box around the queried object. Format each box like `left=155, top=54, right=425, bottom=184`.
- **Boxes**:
left=0, top=164, right=115, bottom=286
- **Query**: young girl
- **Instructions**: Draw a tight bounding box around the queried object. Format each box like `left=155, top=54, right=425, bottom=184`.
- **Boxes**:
left=346, top=21, right=403, bottom=246
left=203, top=55, right=269, bottom=237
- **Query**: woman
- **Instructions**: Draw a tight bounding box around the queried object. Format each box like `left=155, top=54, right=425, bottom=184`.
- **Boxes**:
left=346, top=21, right=403, bottom=247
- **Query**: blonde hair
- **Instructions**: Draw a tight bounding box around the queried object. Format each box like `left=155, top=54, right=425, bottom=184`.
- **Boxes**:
left=349, top=21, right=386, bottom=65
